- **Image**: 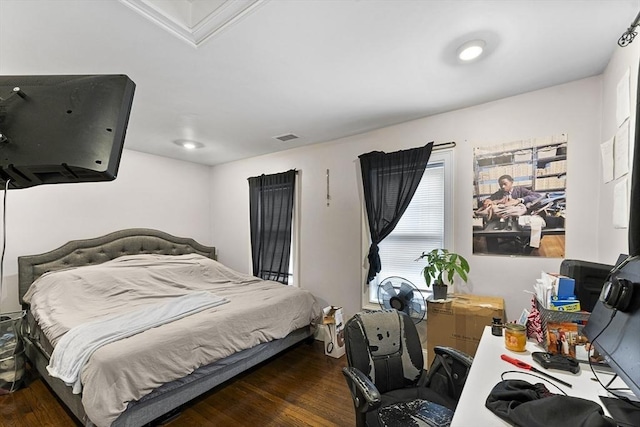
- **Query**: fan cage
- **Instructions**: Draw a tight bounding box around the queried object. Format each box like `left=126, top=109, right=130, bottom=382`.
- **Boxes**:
left=376, top=276, right=426, bottom=323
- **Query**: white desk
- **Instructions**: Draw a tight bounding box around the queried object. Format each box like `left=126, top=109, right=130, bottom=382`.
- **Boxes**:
left=451, top=326, right=624, bottom=426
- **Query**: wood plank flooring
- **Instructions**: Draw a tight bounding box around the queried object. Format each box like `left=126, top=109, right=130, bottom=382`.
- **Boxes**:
left=473, top=234, right=565, bottom=257
left=0, top=340, right=355, bottom=427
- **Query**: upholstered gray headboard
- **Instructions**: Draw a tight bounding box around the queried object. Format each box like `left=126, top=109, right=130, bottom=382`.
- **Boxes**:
left=18, top=228, right=216, bottom=304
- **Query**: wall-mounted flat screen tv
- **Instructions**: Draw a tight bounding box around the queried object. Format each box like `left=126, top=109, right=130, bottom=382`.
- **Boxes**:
left=0, top=75, right=135, bottom=189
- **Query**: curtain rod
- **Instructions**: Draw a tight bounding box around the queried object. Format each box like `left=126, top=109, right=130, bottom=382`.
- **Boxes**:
left=247, top=169, right=298, bottom=181
left=432, top=141, right=456, bottom=151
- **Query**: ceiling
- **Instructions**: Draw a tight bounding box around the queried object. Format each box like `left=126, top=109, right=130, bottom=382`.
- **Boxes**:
left=0, top=0, right=638, bottom=166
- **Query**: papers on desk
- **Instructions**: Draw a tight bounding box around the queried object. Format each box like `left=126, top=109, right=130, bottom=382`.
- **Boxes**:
left=533, top=272, right=553, bottom=309
left=533, top=272, right=579, bottom=311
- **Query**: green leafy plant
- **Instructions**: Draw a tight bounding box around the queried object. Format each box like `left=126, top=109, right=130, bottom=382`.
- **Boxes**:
left=416, top=248, right=470, bottom=287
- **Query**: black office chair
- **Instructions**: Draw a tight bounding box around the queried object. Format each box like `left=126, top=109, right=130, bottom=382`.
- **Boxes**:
left=342, top=310, right=473, bottom=427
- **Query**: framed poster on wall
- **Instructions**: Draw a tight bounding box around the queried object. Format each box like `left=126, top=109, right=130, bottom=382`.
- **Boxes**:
left=472, top=134, right=567, bottom=257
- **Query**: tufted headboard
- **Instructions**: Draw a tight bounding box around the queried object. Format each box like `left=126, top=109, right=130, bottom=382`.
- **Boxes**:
left=18, top=228, right=216, bottom=304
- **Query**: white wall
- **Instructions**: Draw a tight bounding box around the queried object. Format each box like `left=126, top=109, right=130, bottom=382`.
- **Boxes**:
left=451, top=78, right=606, bottom=320
left=3, top=46, right=636, bottom=324
left=597, top=43, right=640, bottom=259
left=210, top=73, right=628, bottom=322
left=0, top=149, right=212, bottom=312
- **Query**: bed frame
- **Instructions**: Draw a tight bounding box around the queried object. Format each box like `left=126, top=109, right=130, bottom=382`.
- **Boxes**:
left=18, top=228, right=313, bottom=427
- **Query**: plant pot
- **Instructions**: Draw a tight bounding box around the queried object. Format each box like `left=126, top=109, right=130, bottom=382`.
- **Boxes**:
left=432, top=284, right=448, bottom=300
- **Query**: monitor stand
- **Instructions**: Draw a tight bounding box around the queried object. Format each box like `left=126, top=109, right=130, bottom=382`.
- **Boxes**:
left=600, top=396, right=640, bottom=427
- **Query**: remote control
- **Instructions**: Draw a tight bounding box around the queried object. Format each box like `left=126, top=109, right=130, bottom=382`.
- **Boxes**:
left=532, top=352, right=580, bottom=374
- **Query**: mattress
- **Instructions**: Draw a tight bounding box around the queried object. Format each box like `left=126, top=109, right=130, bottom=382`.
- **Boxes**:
left=23, top=253, right=321, bottom=427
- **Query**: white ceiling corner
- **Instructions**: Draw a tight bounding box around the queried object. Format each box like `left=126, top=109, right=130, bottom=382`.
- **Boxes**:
left=118, top=0, right=265, bottom=47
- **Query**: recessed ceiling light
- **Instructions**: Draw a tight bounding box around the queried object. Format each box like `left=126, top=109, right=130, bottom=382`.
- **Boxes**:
left=173, top=139, right=204, bottom=150
left=457, top=39, right=486, bottom=62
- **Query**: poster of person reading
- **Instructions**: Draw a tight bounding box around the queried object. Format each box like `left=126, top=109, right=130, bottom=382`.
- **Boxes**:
left=472, top=134, right=567, bottom=257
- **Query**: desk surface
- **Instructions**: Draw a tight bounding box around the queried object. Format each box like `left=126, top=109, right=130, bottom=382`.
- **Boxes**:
left=451, top=326, right=623, bottom=426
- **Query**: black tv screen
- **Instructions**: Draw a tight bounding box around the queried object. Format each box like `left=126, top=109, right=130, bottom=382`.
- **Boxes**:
left=0, top=75, right=135, bottom=189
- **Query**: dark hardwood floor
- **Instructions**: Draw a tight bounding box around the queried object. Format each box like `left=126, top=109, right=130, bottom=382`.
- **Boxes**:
left=0, top=340, right=355, bottom=427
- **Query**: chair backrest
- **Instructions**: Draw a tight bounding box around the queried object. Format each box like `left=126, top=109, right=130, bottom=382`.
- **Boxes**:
left=344, top=310, right=424, bottom=394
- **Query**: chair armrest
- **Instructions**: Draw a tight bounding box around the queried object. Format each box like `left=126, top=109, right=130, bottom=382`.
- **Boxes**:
left=426, top=346, right=474, bottom=405
left=341, top=366, right=382, bottom=413
left=434, top=346, right=473, bottom=368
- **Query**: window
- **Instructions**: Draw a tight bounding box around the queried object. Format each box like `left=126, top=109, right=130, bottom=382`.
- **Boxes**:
left=365, top=150, right=453, bottom=306
left=248, top=170, right=297, bottom=286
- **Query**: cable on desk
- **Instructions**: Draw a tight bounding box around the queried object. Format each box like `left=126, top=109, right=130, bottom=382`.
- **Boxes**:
left=500, top=370, right=568, bottom=396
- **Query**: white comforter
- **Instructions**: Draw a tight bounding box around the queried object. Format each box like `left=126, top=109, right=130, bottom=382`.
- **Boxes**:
left=48, top=290, right=229, bottom=394
left=23, top=253, right=321, bottom=427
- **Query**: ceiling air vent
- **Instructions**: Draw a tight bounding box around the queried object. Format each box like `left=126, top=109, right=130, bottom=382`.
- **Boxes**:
left=274, top=133, right=300, bottom=142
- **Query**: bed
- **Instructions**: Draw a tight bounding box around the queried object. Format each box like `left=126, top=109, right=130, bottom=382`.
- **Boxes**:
left=18, top=228, right=321, bottom=427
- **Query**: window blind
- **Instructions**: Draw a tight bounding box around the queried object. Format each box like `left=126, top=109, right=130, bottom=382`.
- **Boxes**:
left=371, top=162, right=445, bottom=299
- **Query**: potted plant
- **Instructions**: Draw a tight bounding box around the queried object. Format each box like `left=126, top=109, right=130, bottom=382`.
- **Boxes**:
left=416, top=249, right=470, bottom=300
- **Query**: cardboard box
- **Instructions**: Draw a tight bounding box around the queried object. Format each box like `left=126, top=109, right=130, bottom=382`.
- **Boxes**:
left=549, top=300, right=581, bottom=312
left=544, top=273, right=576, bottom=298
left=322, top=306, right=345, bottom=358
left=554, top=275, right=576, bottom=297
left=426, top=294, right=504, bottom=365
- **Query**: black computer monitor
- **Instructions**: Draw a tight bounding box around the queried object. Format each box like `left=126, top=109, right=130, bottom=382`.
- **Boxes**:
left=0, top=75, right=135, bottom=189
left=584, top=256, right=640, bottom=425
left=560, top=259, right=615, bottom=312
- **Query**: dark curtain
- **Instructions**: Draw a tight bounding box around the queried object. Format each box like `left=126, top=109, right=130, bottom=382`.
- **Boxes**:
left=359, top=142, right=434, bottom=283
left=630, top=59, right=640, bottom=256
left=248, top=170, right=296, bottom=284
